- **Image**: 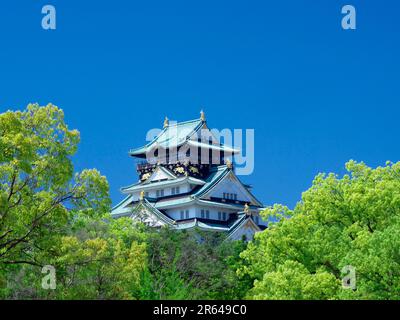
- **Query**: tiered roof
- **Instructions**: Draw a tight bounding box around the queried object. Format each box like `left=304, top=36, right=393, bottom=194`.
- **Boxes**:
left=112, top=164, right=263, bottom=215
left=129, top=116, right=239, bottom=157
left=111, top=112, right=265, bottom=239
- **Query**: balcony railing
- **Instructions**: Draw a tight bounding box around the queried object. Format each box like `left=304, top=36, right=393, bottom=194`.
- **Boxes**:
left=136, top=162, right=156, bottom=171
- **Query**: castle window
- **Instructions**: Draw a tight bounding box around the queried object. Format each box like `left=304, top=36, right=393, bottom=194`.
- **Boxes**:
left=223, top=212, right=227, bottom=220
left=224, top=193, right=237, bottom=200
left=180, top=210, right=184, bottom=220
left=185, top=210, right=189, bottom=219
left=255, top=216, right=260, bottom=224
left=205, top=210, right=210, bottom=219
left=171, top=186, right=181, bottom=195
left=201, top=209, right=205, bottom=218
left=145, top=192, right=149, bottom=197
left=218, top=211, right=222, bottom=220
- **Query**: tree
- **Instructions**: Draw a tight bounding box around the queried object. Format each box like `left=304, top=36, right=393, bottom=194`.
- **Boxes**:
left=239, top=161, right=400, bottom=299
left=0, top=103, right=109, bottom=265
left=144, top=227, right=251, bottom=300
left=0, top=104, right=147, bottom=299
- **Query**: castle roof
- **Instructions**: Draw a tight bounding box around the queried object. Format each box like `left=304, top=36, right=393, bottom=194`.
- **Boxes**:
left=113, top=198, right=261, bottom=238
left=111, top=112, right=265, bottom=240
left=112, top=164, right=263, bottom=219
left=129, top=116, right=239, bottom=157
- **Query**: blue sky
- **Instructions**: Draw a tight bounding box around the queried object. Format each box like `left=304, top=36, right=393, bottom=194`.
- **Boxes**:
left=0, top=0, right=399, bottom=208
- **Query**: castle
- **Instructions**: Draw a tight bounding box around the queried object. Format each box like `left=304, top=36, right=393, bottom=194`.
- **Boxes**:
left=111, top=111, right=267, bottom=240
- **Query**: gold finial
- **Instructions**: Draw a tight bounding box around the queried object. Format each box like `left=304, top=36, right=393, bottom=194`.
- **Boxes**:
left=140, top=190, right=145, bottom=200
left=225, top=159, right=232, bottom=169
left=244, top=203, right=250, bottom=215
left=200, top=110, right=206, bottom=121
left=163, top=116, right=169, bottom=128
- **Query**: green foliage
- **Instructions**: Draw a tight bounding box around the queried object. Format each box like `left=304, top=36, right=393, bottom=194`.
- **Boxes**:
left=0, top=104, right=146, bottom=299
left=142, top=227, right=251, bottom=300
left=4, top=104, right=398, bottom=300
left=0, top=103, right=110, bottom=265
left=240, top=160, right=400, bottom=299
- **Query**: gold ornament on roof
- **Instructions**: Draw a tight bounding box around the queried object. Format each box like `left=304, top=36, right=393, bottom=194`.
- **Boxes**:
left=140, top=190, right=145, bottom=200
left=174, top=166, right=185, bottom=174
left=163, top=116, right=169, bottom=128
left=225, top=159, right=232, bottom=169
left=200, top=110, right=206, bottom=121
left=141, top=172, right=151, bottom=181
left=244, top=203, right=250, bottom=215
left=189, top=166, right=199, bottom=174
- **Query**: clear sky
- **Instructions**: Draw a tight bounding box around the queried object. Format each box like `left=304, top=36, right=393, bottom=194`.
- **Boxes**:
left=0, top=0, right=399, bottom=208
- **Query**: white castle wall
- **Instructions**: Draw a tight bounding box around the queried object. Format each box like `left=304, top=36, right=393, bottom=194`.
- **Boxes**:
left=165, top=205, right=236, bottom=222
left=128, top=181, right=193, bottom=201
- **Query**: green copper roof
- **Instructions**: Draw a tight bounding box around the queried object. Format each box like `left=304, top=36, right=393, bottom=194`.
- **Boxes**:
left=193, top=165, right=230, bottom=197
left=193, top=165, right=264, bottom=207
left=111, top=195, right=134, bottom=216
left=227, top=215, right=261, bottom=239
left=113, top=164, right=263, bottom=216
left=140, top=199, right=176, bottom=225
left=121, top=176, right=205, bottom=194
left=129, top=118, right=203, bottom=156
left=186, top=140, right=239, bottom=154
left=129, top=117, right=239, bottom=157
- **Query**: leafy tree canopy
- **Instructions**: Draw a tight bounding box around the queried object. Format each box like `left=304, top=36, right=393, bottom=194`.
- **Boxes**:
left=0, top=104, right=147, bottom=299
left=240, top=160, right=400, bottom=299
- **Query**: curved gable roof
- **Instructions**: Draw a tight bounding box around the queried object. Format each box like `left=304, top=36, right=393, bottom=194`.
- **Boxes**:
left=194, top=166, right=263, bottom=207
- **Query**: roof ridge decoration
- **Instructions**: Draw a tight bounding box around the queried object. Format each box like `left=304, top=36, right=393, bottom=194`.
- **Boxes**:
left=225, top=158, right=233, bottom=169
left=163, top=116, right=169, bottom=128
left=200, top=109, right=206, bottom=122
left=244, top=203, right=250, bottom=215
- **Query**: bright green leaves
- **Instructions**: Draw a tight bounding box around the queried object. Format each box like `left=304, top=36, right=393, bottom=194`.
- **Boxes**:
left=72, top=169, right=111, bottom=218
left=250, top=261, right=339, bottom=300
left=0, top=104, right=109, bottom=275
left=51, top=235, right=147, bottom=300
left=240, top=160, right=400, bottom=299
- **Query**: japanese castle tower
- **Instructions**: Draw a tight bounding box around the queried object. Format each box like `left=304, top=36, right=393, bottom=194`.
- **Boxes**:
left=111, top=111, right=267, bottom=240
